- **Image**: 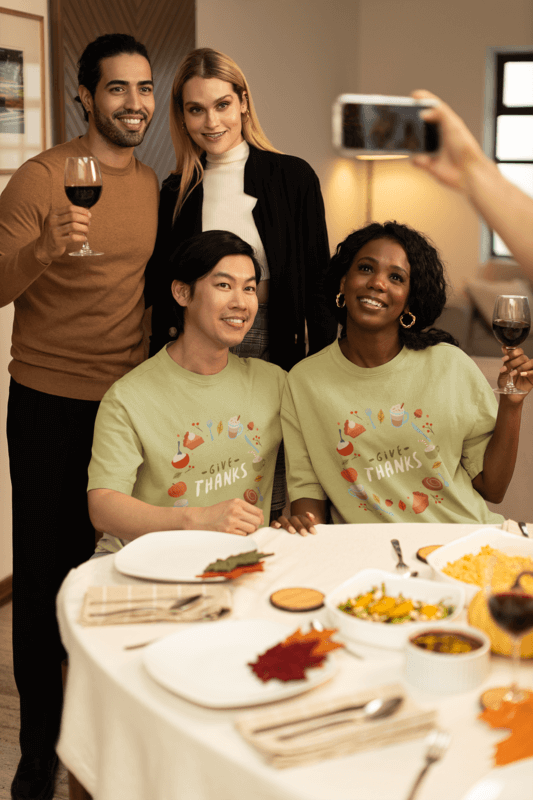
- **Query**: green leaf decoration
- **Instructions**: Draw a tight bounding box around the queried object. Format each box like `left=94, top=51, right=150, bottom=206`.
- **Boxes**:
left=203, top=549, right=273, bottom=573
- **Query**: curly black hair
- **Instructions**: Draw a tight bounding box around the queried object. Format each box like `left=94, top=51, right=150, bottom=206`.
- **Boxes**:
left=326, top=221, right=458, bottom=350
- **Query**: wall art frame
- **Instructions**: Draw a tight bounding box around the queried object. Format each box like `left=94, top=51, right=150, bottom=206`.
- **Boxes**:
left=0, top=6, right=45, bottom=174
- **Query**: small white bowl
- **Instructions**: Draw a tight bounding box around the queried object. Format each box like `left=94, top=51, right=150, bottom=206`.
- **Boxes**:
left=404, top=623, right=491, bottom=694
left=325, top=568, right=464, bottom=650
left=426, top=528, right=533, bottom=604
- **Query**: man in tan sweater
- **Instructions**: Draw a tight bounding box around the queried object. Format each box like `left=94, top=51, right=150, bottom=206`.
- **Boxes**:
left=0, top=34, right=158, bottom=800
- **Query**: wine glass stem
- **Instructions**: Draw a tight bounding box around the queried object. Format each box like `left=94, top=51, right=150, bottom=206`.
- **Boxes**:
left=505, top=348, right=516, bottom=391
left=505, top=636, right=525, bottom=703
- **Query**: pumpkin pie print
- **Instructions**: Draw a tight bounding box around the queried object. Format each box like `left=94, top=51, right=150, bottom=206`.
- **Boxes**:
left=183, top=430, right=204, bottom=450
left=344, top=419, right=366, bottom=438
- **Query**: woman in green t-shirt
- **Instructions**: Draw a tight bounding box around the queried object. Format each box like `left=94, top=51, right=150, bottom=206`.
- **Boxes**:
left=275, top=221, right=533, bottom=533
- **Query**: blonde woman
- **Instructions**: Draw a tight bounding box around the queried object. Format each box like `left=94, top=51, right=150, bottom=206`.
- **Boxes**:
left=147, top=47, right=337, bottom=370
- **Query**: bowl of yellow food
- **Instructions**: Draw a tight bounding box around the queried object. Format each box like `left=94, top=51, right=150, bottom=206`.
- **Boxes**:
left=324, top=569, right=464, bottom=650
left=426, top=528, right=533, bottom=604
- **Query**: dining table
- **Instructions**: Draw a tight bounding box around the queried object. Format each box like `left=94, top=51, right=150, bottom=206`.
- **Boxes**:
left=56, top=522, right=532, bottom=800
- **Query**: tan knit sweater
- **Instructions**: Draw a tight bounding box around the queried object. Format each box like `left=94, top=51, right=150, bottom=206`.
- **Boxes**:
left=0, top=137, right=159, bottom=401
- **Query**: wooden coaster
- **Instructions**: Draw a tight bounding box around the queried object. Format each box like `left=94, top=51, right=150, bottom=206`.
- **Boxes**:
left=416, top=545, right=442, bottom=563
left=480, top=686, right=532, bottom=710
left=270, top=587, right=325, bottom=612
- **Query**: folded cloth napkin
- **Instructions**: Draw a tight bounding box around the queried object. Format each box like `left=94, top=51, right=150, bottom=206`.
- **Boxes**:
left=236, top=682, right=437, bottom=769
left=79, top=584, right=232, bottom=626
left=503, top=519, right=532, bottom=536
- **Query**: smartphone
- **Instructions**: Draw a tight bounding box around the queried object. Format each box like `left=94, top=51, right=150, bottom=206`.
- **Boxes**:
left=332, top=94, right=439, bottom=157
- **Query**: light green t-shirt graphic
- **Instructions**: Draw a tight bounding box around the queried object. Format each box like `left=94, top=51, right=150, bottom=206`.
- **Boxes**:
left=282, top=341, right=504, bottom=526
left=89, top=347, right=286, bottom=552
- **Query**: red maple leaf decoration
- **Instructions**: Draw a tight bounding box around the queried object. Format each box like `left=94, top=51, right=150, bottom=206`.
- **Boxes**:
left=248, top=628, right=344, bottom=682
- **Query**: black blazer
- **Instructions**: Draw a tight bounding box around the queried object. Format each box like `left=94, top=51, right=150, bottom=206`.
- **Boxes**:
left=146, top=146, right=337, bottom=371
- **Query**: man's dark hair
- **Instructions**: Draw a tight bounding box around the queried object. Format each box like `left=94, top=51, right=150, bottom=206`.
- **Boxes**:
left=169, top=230, right=261, bottom=337
left=75, top=33, right=151, bottom=121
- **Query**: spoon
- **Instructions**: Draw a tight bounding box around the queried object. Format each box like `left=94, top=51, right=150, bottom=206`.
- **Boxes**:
left=259, top=696, right=404, bottom=740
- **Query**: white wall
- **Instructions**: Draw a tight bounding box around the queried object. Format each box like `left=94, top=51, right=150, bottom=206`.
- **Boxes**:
left=0, top=0, right=52, bottom=581
left=198, top=0, right=533, bottom=292
left=197, top=0, right=363, bottom=251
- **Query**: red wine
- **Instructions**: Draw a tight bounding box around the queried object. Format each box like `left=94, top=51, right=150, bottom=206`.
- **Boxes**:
left=488, top=592, right=533, bottom=636
left=65, top=185, right=102, bottom=209
left=492, top=319, right=530, bottom=348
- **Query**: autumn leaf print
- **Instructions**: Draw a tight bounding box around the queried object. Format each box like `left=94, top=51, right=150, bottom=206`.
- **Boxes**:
left=217, top=421, right=223, bottom=435
left=432, top=461, right=442, bottom=469
left=398, top=500, right=406, bottom=511
left=377, top=409, right=384, bottom=423
left=372, top=493, right=380, bottom=504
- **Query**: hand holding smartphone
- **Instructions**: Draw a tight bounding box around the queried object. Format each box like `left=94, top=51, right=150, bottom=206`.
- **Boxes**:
left=332, top=94, right=440, bottom=157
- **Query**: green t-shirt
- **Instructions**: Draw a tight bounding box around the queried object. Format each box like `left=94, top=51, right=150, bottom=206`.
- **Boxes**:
left=88, top=346, right=286, bottom=552
left=282, top=341, right=503, bottom=526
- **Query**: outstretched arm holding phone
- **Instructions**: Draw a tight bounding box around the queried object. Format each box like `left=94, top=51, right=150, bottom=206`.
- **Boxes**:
left=411, top=90, right=533, bottom=280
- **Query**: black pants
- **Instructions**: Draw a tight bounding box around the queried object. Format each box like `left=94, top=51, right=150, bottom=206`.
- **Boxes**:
left=7, top=379, right=99, bottom=758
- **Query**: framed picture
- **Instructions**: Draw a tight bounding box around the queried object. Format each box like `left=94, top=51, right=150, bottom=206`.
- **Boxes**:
left=0, top=7, right=45, bottom=174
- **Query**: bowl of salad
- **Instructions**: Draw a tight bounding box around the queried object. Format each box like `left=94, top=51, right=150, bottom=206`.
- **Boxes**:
left=325, top=568, right=465, bottom=650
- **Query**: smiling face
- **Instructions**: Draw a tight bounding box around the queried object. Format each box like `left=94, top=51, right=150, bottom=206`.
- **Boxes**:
left=81, top=53, right=154, bottom=148
left=340, top=238, right=411, bottom=337
left=172, top=254, right=258, bottom=352
left=181, top=76, right=247, bottom=155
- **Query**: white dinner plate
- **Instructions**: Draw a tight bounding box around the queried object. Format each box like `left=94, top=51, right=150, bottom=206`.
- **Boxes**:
left=114, top=529, right=259, bottom=583
left=460, top=758, right=533, bottom=800
left=143, top=619, right=338, bottom=708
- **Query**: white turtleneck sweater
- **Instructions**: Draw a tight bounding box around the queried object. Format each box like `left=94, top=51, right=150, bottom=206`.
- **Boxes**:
left=202, top=140, right=270, bottom=282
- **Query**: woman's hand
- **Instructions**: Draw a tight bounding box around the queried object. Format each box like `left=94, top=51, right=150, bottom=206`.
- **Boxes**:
left=272, top=511, right=318, bottom=536
left=498, top=347, right=533, bottom=402
left=270, top=498, right=327, bottom=536
left=409, top=89, right=490, bottom=194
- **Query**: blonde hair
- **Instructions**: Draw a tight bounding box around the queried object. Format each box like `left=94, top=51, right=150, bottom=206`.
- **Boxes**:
left=169, top=47, right=281, bottom=216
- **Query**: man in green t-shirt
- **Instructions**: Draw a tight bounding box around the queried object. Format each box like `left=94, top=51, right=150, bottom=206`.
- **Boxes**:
left=88, top=230, right=286, bottom=553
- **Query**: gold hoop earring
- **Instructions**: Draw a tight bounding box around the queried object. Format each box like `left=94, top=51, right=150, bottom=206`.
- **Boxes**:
left=336, top=293, right=345, bottom=309
left=399, top=311, right=416, bottom=329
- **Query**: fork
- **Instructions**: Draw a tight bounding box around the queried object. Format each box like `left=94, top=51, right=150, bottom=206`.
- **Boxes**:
left=391, top=539, right=410, bottom=575
left=404, top=729, right=451, bottom=800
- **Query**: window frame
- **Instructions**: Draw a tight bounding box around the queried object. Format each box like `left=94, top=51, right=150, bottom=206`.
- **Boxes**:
left=482, top=46, right=533, bottom=262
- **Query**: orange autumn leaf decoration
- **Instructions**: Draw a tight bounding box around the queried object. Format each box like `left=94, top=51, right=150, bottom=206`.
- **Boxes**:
left=377, top=409, right=384, bottom=423
left=249, top=627, right=344, bottom=682
left=432, top=461, right=442, bottom=469
left=479, top=695, right=533, bottom=765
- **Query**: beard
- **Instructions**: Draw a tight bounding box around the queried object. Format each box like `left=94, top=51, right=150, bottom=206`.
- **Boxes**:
left=92, top=105, right=152, bottom=148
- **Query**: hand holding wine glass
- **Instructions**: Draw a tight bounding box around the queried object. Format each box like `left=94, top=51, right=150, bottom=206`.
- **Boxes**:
left=64, top=156, right=103, bottom=256
left=492, top=295, right=531, bottom=395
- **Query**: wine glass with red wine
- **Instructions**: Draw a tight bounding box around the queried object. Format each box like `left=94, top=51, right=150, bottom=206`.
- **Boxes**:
left=492, top=295, right=531, bottom=394
left=64, top=156, right=103, bottom=256
left=487, top=570, right=533, bottom=704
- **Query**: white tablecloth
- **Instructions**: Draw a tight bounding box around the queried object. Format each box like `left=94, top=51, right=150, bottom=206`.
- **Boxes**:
left=56, top=523, right=532, bottom=800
